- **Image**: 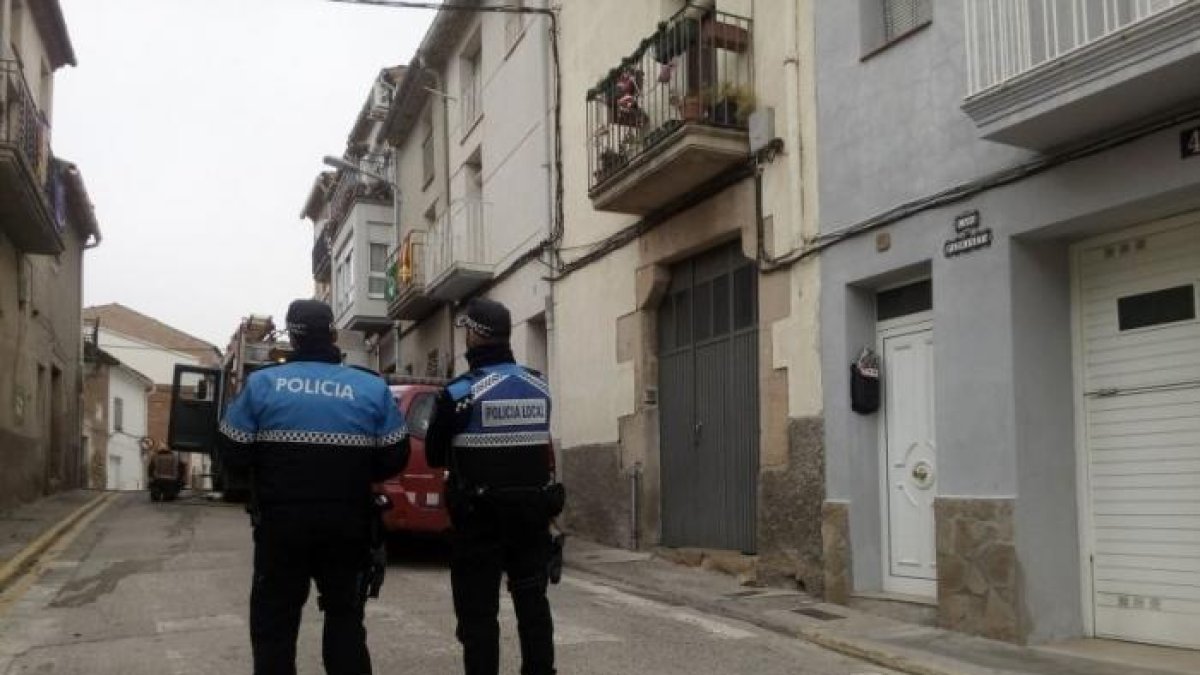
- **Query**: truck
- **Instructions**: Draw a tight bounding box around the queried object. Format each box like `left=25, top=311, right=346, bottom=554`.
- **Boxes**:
left=165, top=315, right=291, bottom=499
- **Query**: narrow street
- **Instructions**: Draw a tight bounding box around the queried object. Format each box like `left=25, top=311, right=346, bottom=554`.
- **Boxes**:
left=0, top=493, right=897, bottom=674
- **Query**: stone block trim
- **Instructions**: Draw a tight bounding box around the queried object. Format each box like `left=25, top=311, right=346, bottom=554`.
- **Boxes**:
left=757, top=416, right=825, bottom=595
left=935, top=497, right=1025, bottom=643
left=561, top=443, right=631, bottom=549
left=822, top=501, right=852, bottom=605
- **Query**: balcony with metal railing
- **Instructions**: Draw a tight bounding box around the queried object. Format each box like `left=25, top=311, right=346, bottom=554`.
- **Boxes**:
left=962, top=0, right=1200, bottom=148
left=327, top=161, right=393, bottom=236
left=312, top=231, right=331, bottom=282
left=425, top=200, right=492, bottom=301
left=0, top=59, right=59, bottom=253
left=386, top=229, right=439, bottom=320
left=586, top=4, right=754, bottom=214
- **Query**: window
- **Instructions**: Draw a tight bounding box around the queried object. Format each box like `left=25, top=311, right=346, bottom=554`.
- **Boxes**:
left=405, top=393, right=437, bottom=439
left=113, top=397, right=124, bottom=433
left=861, top=0, right=932, bottom=57
left=876, top=279, right=933, bottom=321
left=1117, top=284, right=1196, bottom=331
left=460, top=43, right=483, bottom=133
left=336, top=247, right=354, bottom=313
left=368, top=243, right=389, bottom=298
left=505, top=1, right=526, bottom=52
left=883, top=0, right=931, bottom=42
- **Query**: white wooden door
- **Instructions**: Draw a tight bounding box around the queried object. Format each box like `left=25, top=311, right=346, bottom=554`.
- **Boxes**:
left=107, top=455, right=121, bottom=492
left=1077, top=217, right=1200, bottom=648
left=881, top=322, right=938, bottom=596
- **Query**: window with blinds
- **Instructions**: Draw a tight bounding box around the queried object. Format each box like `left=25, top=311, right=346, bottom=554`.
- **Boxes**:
left=882, top=0, right=932, bottom=42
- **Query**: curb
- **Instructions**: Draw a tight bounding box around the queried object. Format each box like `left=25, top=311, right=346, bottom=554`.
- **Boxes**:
left=564, top=555, right=961, bottom=675
left=0, top=492, right=114, bottom=593
left=796, top=628, right=962, bottom=675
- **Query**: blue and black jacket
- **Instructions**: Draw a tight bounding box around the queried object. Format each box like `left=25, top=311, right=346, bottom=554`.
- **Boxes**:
left=426, top=344, right=552, bottom=491
left=218, top=357, right=409, bottom=508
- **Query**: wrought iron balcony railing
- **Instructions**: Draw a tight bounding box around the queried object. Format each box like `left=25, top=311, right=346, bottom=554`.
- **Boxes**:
left=586, top=4, right=753, bottom=191
left=1, top=59, right=50, bottom=185
left=965, top=0, right=1189, bottom=95
left=388, top=229, right=426, bottom=299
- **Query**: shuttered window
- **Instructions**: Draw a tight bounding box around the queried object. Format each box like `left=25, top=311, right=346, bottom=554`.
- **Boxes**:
left=883, top=0, right=932, bottom=42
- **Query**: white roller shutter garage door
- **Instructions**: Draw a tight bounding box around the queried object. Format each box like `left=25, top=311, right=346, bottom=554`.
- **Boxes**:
left=1077, top=216, right=1200, bottom=648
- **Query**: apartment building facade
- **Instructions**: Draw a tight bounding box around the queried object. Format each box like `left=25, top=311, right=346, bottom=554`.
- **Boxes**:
left=553, top=0, right=825, bottom=591
left=815, top=0, right=1200, bottom=647
left=385, top=1, right=555, bottom=380
left=0, top=1, right=102, bottom=512
left=302, top=67, right=403, bottom=371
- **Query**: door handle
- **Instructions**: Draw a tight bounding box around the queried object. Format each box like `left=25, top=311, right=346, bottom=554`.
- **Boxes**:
left=694, top=422, right=703, bottom=447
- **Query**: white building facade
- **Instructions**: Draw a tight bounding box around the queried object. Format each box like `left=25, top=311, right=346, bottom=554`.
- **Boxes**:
left=303, top=68, right=404, bottom=371
left=104, top=363, right=151, bottom=491
left=384, top=1, right=556, bottom=379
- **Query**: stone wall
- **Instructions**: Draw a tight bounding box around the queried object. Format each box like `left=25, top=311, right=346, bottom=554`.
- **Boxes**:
left=821, top=500, right=852, bottom=604
left=935, top=497, right=1025, bottom=643
left=561, top=443, right=631, bottom=548
left=757, top=416, right=826, bottom=595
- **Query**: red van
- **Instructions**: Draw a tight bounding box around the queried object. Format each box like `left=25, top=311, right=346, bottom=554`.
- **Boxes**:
left=376, top=378, right=452, bottom=536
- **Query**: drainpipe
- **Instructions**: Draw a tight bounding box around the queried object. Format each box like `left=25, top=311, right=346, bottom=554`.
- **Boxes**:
left=782, top=0, right=807, bottom=244
left=420, top=56, right=457, bottom=375
left=630, top=462, right=642, bottom=550
left=1, top=0, right=10, bottom=60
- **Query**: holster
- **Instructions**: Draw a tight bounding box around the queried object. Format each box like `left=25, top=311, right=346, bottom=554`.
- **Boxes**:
left=358, top=493, right=390, bottom=603
left=547, top=531, right=565, bottom=584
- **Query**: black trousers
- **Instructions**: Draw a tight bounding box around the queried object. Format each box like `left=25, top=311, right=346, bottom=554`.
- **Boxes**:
left=451, top=500, right=555, bottom=675
left=250, top=508, right=372, bottom=675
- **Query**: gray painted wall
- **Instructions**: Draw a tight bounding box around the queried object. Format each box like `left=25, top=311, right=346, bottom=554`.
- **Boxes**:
left=1009, top=239, right=1082, bottom=641
left=814, top=0, right=1200, bottom=641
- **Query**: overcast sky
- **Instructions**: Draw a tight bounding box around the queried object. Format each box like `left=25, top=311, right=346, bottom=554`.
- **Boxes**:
left=55, top=0, right=435, bottom=348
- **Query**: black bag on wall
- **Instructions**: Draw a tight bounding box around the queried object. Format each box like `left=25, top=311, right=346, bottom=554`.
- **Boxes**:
left=850, top=348, right=880, bottom=414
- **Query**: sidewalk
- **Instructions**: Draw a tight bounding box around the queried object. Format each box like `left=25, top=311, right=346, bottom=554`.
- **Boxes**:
left=564, top=537, right=1197, bottom=675
left=0, top=489, right=109, bottom=592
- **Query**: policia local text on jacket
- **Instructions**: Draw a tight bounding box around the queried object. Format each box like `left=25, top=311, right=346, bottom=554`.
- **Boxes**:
left=427, top=333, right=560, bottom=675
left=218, top=302, right=409, bottom=675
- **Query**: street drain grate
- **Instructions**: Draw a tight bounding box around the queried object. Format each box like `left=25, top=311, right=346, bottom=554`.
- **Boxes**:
left=725, top=590, right=765, bottom=598
left=791, top=607, right=844, bottom=621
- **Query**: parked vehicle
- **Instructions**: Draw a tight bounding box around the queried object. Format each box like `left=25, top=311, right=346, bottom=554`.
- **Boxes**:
left=376, top=377, right=452, bottom=536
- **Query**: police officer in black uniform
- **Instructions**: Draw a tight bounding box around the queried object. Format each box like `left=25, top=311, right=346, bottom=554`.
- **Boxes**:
left=219, top=299, right=409, bottom=675
left=427, top=298, right=560, bottom=675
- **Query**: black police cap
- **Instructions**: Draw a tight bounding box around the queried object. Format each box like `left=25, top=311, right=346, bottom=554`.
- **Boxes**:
left=285, top=299, right=334, bottom=338
left=455, top=297, right=511, bottom=339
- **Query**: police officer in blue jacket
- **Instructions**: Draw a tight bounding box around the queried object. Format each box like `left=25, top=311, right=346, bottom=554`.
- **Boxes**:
left=426, top=298, right=560, bottom=675
left=219, top=299, right=409, bottom=675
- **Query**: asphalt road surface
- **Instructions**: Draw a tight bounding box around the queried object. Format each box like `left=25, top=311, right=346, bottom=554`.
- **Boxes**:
left=0, top=493, right=898, bottom=674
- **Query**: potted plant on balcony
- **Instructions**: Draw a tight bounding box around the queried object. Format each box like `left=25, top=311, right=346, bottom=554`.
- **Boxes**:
left=708, top=82, right=755, bottom=127
left=595, top=147, right=629, bottom=184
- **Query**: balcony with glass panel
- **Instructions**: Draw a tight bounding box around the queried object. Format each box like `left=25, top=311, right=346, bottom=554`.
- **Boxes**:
left=425, top=200, right=492, bottom=301
left=962, top=0, right=1200, bottom=149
